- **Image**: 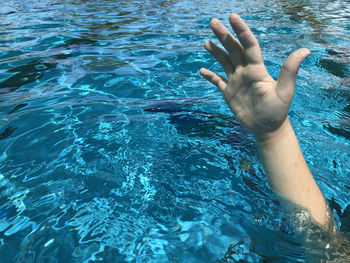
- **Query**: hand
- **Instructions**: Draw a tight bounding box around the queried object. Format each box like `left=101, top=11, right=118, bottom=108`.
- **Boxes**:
left=200, top=13, right=310, bottom=139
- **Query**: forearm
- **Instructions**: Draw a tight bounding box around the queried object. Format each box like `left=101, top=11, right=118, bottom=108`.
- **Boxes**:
left=256, top=118, right=335, bottom=231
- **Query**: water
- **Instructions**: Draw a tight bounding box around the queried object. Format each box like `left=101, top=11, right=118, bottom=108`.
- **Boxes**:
left=0, top=0, right=349, bottom=262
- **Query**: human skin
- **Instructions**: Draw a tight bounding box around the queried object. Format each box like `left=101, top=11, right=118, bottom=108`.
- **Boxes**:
left=200, top=13, right=335, bottom=232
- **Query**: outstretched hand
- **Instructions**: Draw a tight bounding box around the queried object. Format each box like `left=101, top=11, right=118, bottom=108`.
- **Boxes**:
left=200, top=13, right=310, bottom=139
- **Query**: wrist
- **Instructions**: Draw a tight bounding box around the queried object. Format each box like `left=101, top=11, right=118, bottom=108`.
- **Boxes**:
left=255, top=118, right=293, bottom=145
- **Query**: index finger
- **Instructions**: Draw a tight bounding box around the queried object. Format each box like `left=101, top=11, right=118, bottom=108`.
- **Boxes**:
left=229, top=13, right=263, bottom=64
left=210, top=18, right=245, bottom=66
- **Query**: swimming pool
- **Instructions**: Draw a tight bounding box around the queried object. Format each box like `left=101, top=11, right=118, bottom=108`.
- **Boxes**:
left=0, top=0, right=349, bottom=261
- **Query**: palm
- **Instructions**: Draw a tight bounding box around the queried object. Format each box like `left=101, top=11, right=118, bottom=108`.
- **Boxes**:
left=225, top=64, right=287, bottom=134
left=200, top=14, right=309, bottom=137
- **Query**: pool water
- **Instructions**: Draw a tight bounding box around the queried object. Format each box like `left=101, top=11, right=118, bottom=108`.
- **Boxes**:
left=0, top=0, right=349, bottom=262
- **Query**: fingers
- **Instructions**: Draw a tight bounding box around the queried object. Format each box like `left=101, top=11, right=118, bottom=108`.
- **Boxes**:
left=204, top=40, right=234, bottom=75
left=229, top=13, right=263, bottom=64
left=209, top=19, right=245, bottom=66
left=200, top=68, right=227, bottom=92
left=277, top=48, right=310, bottom=99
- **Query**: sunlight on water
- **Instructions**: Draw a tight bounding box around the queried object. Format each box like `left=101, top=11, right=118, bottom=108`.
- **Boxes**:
left=0, top=0, right=349, bottom=262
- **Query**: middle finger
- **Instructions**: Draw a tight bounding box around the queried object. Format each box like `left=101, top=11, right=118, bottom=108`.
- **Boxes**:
left=210, top=19, right=245, bottom=66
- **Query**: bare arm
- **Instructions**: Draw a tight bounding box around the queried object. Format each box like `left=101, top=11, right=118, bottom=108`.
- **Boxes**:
left=257, top=118, right=334, bottom=230
left=200, top=13, right=335, bottom=231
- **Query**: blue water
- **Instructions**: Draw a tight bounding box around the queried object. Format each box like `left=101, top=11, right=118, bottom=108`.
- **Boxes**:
left=0, top=0, right=349, bottom=262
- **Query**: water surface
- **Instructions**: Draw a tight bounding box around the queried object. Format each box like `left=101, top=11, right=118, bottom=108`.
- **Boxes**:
left=0, top=0, right=349, bottom=262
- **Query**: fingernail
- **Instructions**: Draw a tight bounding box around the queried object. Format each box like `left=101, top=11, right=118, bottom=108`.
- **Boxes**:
left=210, top=19, right=219, bottom=26
left=230, top=13, right=239, bottom=20
left=301, top=48, right=310, bottom=56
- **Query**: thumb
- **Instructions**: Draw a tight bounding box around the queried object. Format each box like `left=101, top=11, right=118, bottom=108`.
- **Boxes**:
left=277, top=48, right=310, bottom=100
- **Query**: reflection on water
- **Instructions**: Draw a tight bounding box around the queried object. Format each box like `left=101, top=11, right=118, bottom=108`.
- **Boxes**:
left=0, top=0, right=349, bottom=262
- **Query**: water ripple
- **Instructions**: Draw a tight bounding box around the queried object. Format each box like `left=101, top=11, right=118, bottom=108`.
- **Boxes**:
left=0, top=0, right=349, bottom=262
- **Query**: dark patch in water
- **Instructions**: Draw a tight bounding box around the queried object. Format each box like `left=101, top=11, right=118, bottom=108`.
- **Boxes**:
left=0, top=126, right=17, bottom=140
left=327, top=49, right=344, bottom=56
left=325, top=104, right=350, bottom=140
left=55, top=38, right=97, bottom=49
left=8, top=103, right=27, bottom=114
left=143, top=103, right=246, bottom=143
left=143, top=104, right=186, bottom=114
left=326, top=125, right=350, bottom=140
left=167, top=112, right=250, bottom=146
left=52, top=53, right=74, bottom=60
left=4, top=11, right=16, bottom=15
left=328, top=197, right=343, bottom=219
left=0, top=60, right=57, bottom=92
left=48, top=37, right=98, bottom=59
left=340, top=206, right=350, bottom=232
left=169, top=114, right=219, bottom=137
left=242, top=175, right=266, bottom=196
left=318, top=58, right=350, bottom=78
left=328, top=198, right=350, bottom=233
